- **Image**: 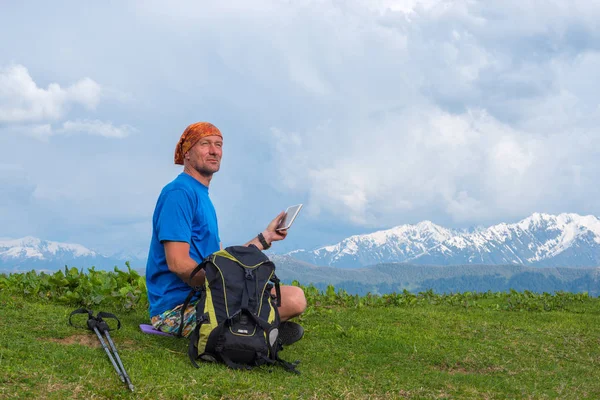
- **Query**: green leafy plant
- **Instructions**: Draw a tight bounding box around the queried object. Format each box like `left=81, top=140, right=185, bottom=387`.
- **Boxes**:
left=0, top=263, right=147, bottom=310
left=291, top=281, right=594, bottom=313
left=1, top=270, right=595, bottom=313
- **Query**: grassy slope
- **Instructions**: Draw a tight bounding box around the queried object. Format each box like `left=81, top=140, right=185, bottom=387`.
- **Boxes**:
left=1, top=291, right=599, bottom=399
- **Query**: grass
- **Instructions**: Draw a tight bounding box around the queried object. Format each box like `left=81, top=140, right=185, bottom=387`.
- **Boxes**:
left=1, top=289, right=600, bottom=399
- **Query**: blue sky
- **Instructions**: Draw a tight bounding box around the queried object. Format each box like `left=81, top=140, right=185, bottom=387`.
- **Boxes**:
left=1, top=1, right=599, bottom=257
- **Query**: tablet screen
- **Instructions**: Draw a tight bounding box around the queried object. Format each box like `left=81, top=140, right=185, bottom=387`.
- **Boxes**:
left=277, top=204, right=303, bottom=230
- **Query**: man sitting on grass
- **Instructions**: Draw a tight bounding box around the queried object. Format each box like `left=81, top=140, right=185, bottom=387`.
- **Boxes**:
left=145, top=121, right=306, bottom=346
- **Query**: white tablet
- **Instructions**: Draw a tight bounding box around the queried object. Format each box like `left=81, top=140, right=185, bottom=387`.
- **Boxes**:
left=276, top=204, right=303, bottom=231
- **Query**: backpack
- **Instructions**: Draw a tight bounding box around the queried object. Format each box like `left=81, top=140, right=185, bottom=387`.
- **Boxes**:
left=178, top=245, right=300, bottom=373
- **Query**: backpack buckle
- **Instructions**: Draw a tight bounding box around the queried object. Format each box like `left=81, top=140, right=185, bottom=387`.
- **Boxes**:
left=197, top=313, right=209, bottom=324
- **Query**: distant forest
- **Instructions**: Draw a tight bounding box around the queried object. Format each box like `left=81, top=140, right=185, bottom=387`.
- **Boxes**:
left=273, top=257, right=600, bottom=296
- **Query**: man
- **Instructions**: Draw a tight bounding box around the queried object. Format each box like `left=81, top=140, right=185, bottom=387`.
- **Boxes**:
left=146, top=121, right=306, bottom=343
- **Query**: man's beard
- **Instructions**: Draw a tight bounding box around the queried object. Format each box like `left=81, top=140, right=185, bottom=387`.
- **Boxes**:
left=197, top=163, right=220, bottom=176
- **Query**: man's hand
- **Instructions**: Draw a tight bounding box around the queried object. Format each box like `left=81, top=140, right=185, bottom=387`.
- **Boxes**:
left=244, top=211, right=288, bottom=250
left=263, top=211, right=288, bottom=243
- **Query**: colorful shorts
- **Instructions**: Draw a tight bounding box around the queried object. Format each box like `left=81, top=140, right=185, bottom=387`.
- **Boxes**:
left=151, top=301, right=198, bottom=337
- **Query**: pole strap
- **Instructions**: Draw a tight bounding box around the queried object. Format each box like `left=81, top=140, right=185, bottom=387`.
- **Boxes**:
left=68, top=308, right=93, bottom=329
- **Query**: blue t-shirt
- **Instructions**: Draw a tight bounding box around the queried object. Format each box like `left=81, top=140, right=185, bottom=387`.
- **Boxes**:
left=146, top=173, right=220, bottom=317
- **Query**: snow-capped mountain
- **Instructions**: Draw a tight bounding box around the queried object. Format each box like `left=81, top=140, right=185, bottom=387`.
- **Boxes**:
left=0, top=236, right=98, bottom=259
left=288, top=213, right=600, bottom=268
left=0, top=236, right=141, bottom=272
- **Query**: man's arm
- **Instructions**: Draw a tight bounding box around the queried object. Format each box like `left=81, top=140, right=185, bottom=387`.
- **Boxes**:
left=245, top=211, right=288, bottom=250
left=165, top=211, right=286, bottom=286
left=164, top=241, right=206, bottom=287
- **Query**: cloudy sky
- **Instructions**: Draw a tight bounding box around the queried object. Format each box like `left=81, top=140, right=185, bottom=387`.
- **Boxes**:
left=1, top=0, right=599, bottom=257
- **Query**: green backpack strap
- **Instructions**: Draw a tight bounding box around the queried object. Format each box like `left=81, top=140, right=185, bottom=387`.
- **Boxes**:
left=187, top=300, right=209, bottom=368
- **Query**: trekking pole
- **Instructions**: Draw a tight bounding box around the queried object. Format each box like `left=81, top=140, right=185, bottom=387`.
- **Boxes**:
left=69, top=309, right=125, bottom=385
left=87, top=316, right=126, bottom=384
left=96, top=312, right=135, bottom=392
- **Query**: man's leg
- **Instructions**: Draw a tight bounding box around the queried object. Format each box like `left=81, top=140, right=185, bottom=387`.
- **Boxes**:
left=272, top=285, right=307, bottom=346
left=151, top=302, right=197, bottom=337
left=272, top=285, right=307, bottom=321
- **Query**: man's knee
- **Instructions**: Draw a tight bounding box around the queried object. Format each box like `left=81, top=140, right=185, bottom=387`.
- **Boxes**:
left=285, top=285, right=307, bottom=317
left=274, top=285, right=307, bottom=319
left=290, top=286, right=307, bottom=315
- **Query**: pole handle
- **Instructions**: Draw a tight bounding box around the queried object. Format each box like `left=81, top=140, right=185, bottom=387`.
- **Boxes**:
left=96, top=311, right=121, bottom=331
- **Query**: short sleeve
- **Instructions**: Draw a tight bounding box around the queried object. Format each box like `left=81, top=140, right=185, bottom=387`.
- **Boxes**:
left=156, top=189, right=195, bottom=243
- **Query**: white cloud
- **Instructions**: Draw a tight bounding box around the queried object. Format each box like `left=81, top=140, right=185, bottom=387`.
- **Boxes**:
left=27, top=124, right=54, bottom=141
left=0, top=64, right=101, bottom=123
left=2, top=120, right=134, bottom=140
left=366, top=0, right=443, bottom=14
left=268, top=103, right=600, bottom=227
left=66, top=78, right=102, bottom=109
left=0, top=64, right=134, bottom=142
left=60, top=120, right=135, bottom=138
left=243, top=0, right=600, bottom=229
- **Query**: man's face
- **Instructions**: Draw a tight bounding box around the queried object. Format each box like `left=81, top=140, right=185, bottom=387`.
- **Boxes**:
left=186, top=135, right=223, bottom=176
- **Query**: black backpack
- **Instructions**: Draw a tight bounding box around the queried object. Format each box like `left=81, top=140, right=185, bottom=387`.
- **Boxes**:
left=178, top=245, right=300, bottom=373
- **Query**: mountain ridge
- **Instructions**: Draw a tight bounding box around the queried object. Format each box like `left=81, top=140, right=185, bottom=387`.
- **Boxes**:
left=288, top=212, right=600, bottom=268
left=3, top=212, right=600, bottom=272
left=0, top=236, right=142, bottom=272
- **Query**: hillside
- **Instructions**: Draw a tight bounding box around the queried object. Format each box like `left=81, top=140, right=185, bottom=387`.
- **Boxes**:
left=1, top=274, right=599, bottom=399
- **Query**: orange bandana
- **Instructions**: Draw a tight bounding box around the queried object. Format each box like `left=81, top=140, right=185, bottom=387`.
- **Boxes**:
left=174, top=122, right=223, bottom=165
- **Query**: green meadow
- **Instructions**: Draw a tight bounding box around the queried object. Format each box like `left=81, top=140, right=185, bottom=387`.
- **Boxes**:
left=1, top=267, right=599, bottom=399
